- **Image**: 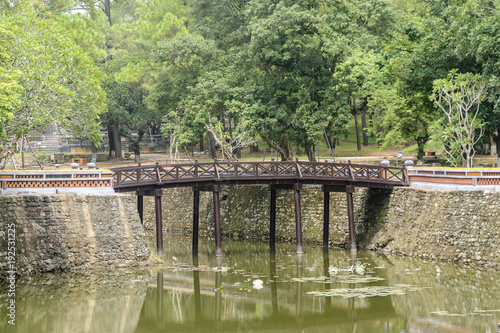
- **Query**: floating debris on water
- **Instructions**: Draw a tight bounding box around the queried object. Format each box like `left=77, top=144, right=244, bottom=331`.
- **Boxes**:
left=291, top=275, right=385, bottom=284
left=307, top=284, right=426, bottom=298
left=334, top=276, right=385, bottom=284
left=429, top=309, right=500, bottom=317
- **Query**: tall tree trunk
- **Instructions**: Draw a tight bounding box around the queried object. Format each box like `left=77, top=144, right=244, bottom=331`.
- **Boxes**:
left=107, top=125, right=115, bottom=158
left=130, top=130, right=145, bottom=164
left=369, top=113, right=374, bottom=138
left=307, top=144, right=316, bottom=162
left=91, top=142, right=98, bottom=163
left=416, top=136, right=427, bottom=161
left=20, top=135, right=25, bottom=169
left=361, top=111, right=369, bottom=146
left=249, top=143, right=259, bottom=153
left=199, top=134, right=204, bottom=152
left=104, top=0, right=112, bottom=26
left=207, top=130, right=217, bottom=159
left=354, top=113, right=361, bottom=151
left=279, top=138, right=293, bottom=161
left=108, top=123, right=122, bottom=159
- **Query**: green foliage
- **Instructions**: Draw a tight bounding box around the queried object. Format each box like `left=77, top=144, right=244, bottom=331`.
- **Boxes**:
left=0, top=5, right=105, bottom=146
left=101, top=56, right=161, bottom=141
left=383, top=0, right=500, bottom=159
left=0, top=27, right=21, bottom=141
left=55, top=9, right=109, bottom=62
left=153, top=0, right=399, bottom=160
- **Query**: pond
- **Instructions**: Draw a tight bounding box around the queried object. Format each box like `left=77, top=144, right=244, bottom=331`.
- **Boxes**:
left=1, top=233, right=499, bottom=333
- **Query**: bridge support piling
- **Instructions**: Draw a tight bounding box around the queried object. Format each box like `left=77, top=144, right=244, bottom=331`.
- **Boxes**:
left=294, top=183, right=303, bottom=254
left=346, top=185, right=356, bottom=252
left=192, top=187, right=200, bottom=255
left=137, top=194, right=144, bottom=225
left=155, top=189, right=164, bottom=255
left=269, top=187, right=277, bottom=252
left=213, top=185, right=222, bottom=257
left=156, top=271, right=164, bottom=329
left=323, top=190, right=330, bottom=250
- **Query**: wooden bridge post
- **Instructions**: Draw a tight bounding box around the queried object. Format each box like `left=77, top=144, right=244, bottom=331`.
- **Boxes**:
left=137, top=194, right=144, bottom=225
left=155, top=188, right=163, bottom=255
left=346, top=185, right=356, bottom=252
left=192, top=187, right=200, bottom=255
left=270, top=251, right=278, bottom=315
left=156, top=271, right=164, bottom=329
left=193, top=255, right=201, bottom=324
left=323, top=189, right=330, bottom=250
left=294, top=183, right=303, bottom=254
left=213, top=185, right=222, bottom=257
left=269, top=187, right=277, bottom=252
left=323, top=250, right=331, bottom=312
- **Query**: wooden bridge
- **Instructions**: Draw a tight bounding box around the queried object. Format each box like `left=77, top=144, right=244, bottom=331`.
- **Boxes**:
left=111, top=159, right=410, bottom=256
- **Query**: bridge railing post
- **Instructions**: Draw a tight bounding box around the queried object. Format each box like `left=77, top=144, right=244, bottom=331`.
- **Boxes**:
left=381, top=160, right=390, bottom=180
left=403, top=160, right=414, bottom=183
left=295, top=158, right=302, bottom=177
left=136, top=162, right=141, bottom=184
left=155, top=162, right=160, bottom=182
left=348, top=160, right=354, bottom=180
left=213, top=158, right=220, bottom=179
left=194, top=160, right=199, bottom=179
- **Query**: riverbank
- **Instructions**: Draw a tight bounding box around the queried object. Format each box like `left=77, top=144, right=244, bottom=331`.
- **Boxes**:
left=0, top=194, right=151, bottom=276
left=2, top=185, right=498, bottom=276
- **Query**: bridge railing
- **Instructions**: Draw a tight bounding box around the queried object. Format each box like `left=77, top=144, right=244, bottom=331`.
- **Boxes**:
left=112, top=160, right=408, bottom=189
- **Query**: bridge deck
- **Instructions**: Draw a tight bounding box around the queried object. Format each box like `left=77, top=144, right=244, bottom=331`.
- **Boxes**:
left=111, top=160, right=409, bottom=192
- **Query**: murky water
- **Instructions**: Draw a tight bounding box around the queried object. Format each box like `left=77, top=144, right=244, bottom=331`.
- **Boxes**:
left=1, top=233, right=500, bottom=333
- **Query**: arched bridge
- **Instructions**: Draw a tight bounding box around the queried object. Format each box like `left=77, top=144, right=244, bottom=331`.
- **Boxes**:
left=111, top=159, right=409, bottom=256
left=112, top=159, right=408, bottom=190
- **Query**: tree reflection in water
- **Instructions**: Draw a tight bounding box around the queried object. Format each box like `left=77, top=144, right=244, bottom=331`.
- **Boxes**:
left=1, top=234, right=499, bottom=333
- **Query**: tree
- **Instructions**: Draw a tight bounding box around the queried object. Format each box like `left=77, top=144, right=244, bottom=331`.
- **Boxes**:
left=0, top=27, right=22, bottom=169
left=0, top=5, right=105, bottom=165
left=153, top=34, right=224, bottom=157
left=384, top=0, right=500, bottom=160
left=431, top=71, right=486, bottom=167
left=206, top=119, right=256, bottom=160
left=239, top=0, right=397, bottom=160
left=101, top=57, right=162, bottom=163
left=0, top=27, right=21, bottom=141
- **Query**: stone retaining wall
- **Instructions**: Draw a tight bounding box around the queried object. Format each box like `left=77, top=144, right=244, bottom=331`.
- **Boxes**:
left=0, top=194, right=151, bottom=275
left=144, top=185, right=500, bottom=268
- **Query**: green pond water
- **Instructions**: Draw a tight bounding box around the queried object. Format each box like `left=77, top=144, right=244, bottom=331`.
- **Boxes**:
left=1, top=233, right=500, bottom=333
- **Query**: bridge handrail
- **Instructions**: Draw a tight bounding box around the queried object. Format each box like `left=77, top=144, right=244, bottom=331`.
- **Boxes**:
left=111, top=160, right=408, bottom=189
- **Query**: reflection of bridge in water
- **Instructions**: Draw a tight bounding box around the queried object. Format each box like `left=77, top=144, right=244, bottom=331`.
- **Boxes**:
left=112, top=160, right=410, bottom=256
left=135, top=251, right=406, bottom=332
